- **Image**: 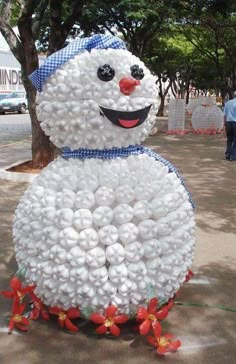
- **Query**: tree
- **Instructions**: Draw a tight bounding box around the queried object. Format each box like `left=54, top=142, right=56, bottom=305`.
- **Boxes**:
left=0, top=0, right=85, bottom=167
left=172, top=0, right=236, bottom=100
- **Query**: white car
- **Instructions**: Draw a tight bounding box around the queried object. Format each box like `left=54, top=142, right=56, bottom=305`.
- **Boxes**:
left=0, top=91, right=28, bottom=114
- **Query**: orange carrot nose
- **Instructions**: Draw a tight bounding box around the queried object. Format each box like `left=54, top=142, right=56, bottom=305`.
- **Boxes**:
left=119, top=77, right=140, bottom=95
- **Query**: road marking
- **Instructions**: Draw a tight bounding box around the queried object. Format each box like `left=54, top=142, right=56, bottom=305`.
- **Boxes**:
left=0, top=139, right=31, bottom=149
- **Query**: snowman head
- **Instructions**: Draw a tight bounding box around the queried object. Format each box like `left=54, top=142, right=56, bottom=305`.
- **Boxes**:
left=30, top=34, right=159, bottom=149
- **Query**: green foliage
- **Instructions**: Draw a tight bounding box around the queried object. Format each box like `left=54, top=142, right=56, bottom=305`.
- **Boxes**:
left=2, top=0, right=236, bottom=95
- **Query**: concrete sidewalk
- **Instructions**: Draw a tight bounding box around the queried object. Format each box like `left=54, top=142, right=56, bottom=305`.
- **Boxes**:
left=0, top=119, right=236, bottom=364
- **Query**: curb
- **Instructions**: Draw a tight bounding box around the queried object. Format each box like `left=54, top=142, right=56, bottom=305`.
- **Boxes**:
left=0, top=160, right=37, bottom=183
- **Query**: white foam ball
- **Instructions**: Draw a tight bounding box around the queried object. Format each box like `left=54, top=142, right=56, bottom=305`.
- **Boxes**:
left=113, top=204, right=133, bottom=224
left=108, top=263, right=128, bottom=284
left=78, top=228, right=98, bottom=250
left=59, top=227, right=80, bottom=249
left=125, top=241, right=144, bottom=262
left=143, top=239, right=162, bottom=258
left=70, top=266, right=88, bottom=283
left=118, top=279, right=133, bottom=296
left=78, top=174, right=98, bottom=191
left=74, top=190, right=95, bottom=209
left=81, top=282, right=96, bottom=299
left=146, top=257, right=162, bottom=276
left=86, top=246, right=106, bottom=268
left=41, top=207, right=56, bottom=226
left=93, top=206, right=113, bottom=226
left=67, top=246, right=86, bottom=266
left=60, top=175, right=79, bottom=191
left=99, top=172, right=119, bottom=189
left=115, top=185, right=135, bottom=204
left=55, top=208, right=73, bottom=228
left=89, top=266, right=108, bottom=286
left=135, top=183, right=153, bottom=200
left=97, top=280, right=117, bottom=297
left=106, top=243, right=125, bottom=264
left=98, top=225, right=119, bottom=245
left=133, top=200, right=152, bottom=220
left=56, top=189, right=75, bottom=209
left=127, top=261, right=147, bottom=280
left=73, top=209, right=92, bottom=230
left=112, top=293, right=129, bottom=307
left=118, top=223, right=139, bottom=244
left=138, top=219, right=158, bottom=239
left=95, top=186, right=115, bottom=206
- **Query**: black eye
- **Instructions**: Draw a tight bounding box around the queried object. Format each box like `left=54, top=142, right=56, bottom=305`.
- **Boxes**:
left=130, top=64, right=144, bottom=80
left=97, top=64, right=115, bottom=81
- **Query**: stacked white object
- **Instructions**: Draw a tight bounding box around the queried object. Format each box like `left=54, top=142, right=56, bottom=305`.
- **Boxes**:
left=187, top=98, right=200, bottom=115
left=192, top=101, right=224, bottom=132
left=167, top=99, right=186, bottom=132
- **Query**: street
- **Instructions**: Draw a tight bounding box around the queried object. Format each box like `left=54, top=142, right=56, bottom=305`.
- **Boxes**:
left=0, top=112, right=31, bottom=146
left=0, top=113, right=31, bottom=168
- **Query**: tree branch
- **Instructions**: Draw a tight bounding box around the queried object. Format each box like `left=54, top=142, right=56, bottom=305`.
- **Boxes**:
left=32, top=0, right=49, bottom=38
left=62, top=0, right=85, bottom=37
left=0, top=0, right=24, bottom=62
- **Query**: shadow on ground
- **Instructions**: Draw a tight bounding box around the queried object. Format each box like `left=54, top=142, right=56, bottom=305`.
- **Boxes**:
left=0, top=118, right=236, bottom=364
left=0, top=263, right=236, bottom=364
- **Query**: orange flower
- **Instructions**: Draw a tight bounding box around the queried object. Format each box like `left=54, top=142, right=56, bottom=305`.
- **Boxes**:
left=136, top=298, right=169, bottom=335
left=147, top=322, right=181, bottom=355
left=49, top=307, right=80, bottom=332
left=29, top=292, right=49, bottom=321
left=8, top=303, right=30, bottom=333
left=1, top=277, right=35, bottom=312
left=90, top=305, right=128, bottom=336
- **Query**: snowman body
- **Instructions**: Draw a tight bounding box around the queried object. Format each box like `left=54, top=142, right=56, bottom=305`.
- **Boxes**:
left=14, top=153, right=194, bottom=315
left=13, top=35, right=195, bottom=317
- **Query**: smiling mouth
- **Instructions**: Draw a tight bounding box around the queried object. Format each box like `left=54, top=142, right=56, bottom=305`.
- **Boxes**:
left=100, top=105, right=152, bottom=129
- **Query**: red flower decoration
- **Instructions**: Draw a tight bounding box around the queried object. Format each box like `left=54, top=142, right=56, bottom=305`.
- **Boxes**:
left=49, top=307, right=80, bottom=332
left=147, top=322, right=181, bottom=355
left=136, top=298, right=169, bottom=335
left=90, top=305, right=128, bottom=336
left=8, top=303, right=30, bottom=333
left=166, top=298, right=174, bottom=310
left=0, top=277, right=35, bottom=312
left=29, top=292, right=49, bottom=321
left=185, top=269, right=194, bottom=282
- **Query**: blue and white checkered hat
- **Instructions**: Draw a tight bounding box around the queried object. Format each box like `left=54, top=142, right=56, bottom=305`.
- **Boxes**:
left=29, top=34, right=127, bottom=92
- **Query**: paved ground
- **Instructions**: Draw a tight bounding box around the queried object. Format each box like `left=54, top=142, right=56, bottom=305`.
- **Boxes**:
left=0, top=113, right=31, bottom=167
left=0, top=116, right=236, bottom=364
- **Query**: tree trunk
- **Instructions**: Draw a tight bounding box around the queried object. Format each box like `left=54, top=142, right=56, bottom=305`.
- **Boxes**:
left=18, top=13, right=54, bottom=168
left=157, top=95, right=165, bottom=116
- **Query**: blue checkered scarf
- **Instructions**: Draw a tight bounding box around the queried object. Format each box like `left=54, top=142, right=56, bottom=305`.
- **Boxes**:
left=29, top=34, right=127, bottom=92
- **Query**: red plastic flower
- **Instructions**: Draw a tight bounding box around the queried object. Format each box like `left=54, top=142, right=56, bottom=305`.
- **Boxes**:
left=147, top=322, right=181, bottom=355
left=90, top=305, right=128, bottom=336
left=166, top=298, right=174, bottom=310
left=136, top=298, right=169, bottom=335
left=0, top=277, right=35, bottom=312
left=29, top=292, right=49, bottom=321
left=49, top=307, right=80, bottom=332
left=8, top=303, right=30, bottom=333
left=185, top=269, right=194, bottom=282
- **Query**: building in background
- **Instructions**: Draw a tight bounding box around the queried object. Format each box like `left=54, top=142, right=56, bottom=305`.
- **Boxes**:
left=0, top=33, right=44, bottom=95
